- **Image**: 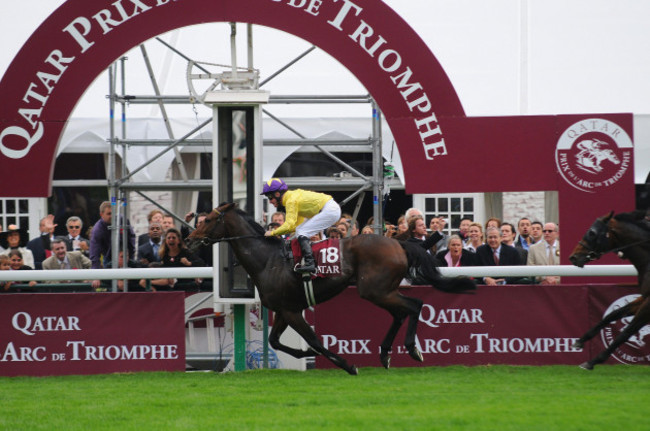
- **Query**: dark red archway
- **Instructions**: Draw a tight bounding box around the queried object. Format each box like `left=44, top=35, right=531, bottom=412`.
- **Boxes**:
left=0, top=0, right=463, bottom=197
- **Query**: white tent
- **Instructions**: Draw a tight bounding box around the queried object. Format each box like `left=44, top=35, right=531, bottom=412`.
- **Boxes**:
left=57, top=116, right=405, bottom=184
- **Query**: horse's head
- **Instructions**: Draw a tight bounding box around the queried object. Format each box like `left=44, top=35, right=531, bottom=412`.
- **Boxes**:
left=569, top=211, right=615, bottom=267
left=186, top=202, right=236, bottom=253
left=601, top=148, right=620, bottom=165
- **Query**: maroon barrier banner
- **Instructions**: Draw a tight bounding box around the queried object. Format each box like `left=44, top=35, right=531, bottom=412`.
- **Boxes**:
left=587, top=286, right=650, bottom=366
left=0, top=292, right=185, bottom=377
left=314, top=284, right=647, bottom=369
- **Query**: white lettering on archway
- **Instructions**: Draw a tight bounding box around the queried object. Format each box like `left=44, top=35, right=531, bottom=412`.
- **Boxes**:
left=327, top=0, right=446, bottom=159
left=1, top=0, right=450, bottom=164
left=0, top=0, right=176, bottom=160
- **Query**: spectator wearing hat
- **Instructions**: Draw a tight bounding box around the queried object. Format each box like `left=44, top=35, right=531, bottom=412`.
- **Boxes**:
left=0, top=224, right=34, bottom=269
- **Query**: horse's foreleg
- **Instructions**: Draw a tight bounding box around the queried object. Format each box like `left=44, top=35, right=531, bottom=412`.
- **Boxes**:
left=268, top=312, right=320, bottom=359
left=581, top=297, right=650, bottom=370
left=281, top=310, right=358, bottom=375
left=573, top=299, right=640, bottom=349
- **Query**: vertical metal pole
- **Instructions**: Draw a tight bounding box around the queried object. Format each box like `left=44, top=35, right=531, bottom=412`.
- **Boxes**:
left=120, top=57, right=129, bottom=291
left=108, top=63, right=119, bottom=292
left=262, top=306, right=269, bottom=368
left=371, top=100, right=383, bottom=234
left=212, top=105, right=221, bottom=303
left=233, top=304, right=246, bottom=371
left=247, top=24, right=254, bottom=71
left=230, top=22, right=238, bottom=80
left=519, top=0, right=530, bottom=115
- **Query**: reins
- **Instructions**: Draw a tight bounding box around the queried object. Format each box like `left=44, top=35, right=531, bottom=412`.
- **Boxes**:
left=603, top=237, right=650, bottom=255
left=200, top=234, right=261, bottom=246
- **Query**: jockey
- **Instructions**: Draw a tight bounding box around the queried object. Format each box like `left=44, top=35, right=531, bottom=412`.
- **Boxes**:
left=262, top=178, right=341, bottom=273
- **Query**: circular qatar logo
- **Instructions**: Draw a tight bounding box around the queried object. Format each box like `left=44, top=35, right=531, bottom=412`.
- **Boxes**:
left=599, top=294, right=650, bottom=365
left=556, top=118, right=633, bottom=193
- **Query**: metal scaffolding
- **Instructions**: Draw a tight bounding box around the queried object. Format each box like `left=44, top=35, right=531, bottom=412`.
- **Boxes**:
left=95, top=23, right=397, bottom=289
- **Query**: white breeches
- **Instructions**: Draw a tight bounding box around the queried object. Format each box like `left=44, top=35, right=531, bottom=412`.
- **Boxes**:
left=295, top=199, right=341, bottom=238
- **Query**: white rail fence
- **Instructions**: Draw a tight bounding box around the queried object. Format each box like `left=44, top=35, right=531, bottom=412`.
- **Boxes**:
left=0, top=265, right=638, bottom=283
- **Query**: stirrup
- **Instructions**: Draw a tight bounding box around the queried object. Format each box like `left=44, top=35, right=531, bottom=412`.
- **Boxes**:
left=294, top=256, right=316, bottom=273
left=295, top=263, right=316, bottom=274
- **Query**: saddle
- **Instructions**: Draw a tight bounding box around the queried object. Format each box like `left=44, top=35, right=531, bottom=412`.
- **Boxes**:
left=290, top=238, right=342, bottom=279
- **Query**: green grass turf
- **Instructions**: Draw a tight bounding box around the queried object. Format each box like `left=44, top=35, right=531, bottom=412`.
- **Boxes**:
left=1, top=365, right=649, bottom=430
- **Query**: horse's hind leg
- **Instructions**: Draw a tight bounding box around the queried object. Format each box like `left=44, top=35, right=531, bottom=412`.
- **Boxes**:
left=268, top=312, right=320, bottom=359
left=379, top=315, right=406, bottom=369
left=581, top=297, right=650, bottom=370
left=573, top=298, right=640, bottom=349
left=403, top=295, right=424, bottom=362
left=362, top=289, right=424, bottom=367
left=281, top=310, right=358, bottom=375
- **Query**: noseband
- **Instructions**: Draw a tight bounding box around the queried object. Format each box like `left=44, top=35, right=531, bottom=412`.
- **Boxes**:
left=578, top=219, right=610, bottom=262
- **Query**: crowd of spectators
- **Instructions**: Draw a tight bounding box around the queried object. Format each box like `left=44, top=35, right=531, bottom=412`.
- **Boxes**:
left=267, top=206, right=560, bottom=286
left=0, top=202, right=211, bottom=293
left=1, top=200, right=561, bottom=292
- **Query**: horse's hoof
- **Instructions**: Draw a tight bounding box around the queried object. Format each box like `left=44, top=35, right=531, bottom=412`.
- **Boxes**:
left=579, top=361, right=594, bottom=371
left=380, top=354, right=391, bottom=369
left=572, top=340, right=584, bottom=349
left=408, top=347, right=424, bottom=362
left=347, top=366, right=359, bottom=376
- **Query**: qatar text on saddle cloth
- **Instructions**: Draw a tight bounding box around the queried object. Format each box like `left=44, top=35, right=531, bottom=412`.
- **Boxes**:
left=290, top=238, right=342, bottom=278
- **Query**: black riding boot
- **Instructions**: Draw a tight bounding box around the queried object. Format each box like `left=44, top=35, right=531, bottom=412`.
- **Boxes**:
left=296, top=235, right=316, bottom=273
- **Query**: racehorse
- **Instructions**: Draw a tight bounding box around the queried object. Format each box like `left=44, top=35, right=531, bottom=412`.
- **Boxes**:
left=186, top=202, right=475, bottom=375
left=569, top=210, right=650, bottom=370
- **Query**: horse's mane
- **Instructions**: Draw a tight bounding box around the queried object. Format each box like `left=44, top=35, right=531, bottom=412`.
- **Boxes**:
left=613, top=210, right=650, bottom=232
left=234, top=208, right=267, bottom=235
left=614, top=210, right=647, bottom=222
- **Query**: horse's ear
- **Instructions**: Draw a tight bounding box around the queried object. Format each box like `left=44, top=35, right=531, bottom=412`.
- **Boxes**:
left=214, top=202, right=236, bottom=214
left=604, top=210, right=615, bottom=222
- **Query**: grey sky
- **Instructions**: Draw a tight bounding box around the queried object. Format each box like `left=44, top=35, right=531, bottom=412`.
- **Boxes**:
left=2, top=0, right=649, bottom=118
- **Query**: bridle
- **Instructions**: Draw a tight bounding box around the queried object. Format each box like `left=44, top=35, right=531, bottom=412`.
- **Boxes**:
left=578, top=217, right=650, bottom=262
left=577, top=219, right=610, bottom=262
left=198, top=207, right=261, bottom=246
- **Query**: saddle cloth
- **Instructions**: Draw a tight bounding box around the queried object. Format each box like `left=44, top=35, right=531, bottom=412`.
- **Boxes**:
left=290, top=238, right=342, bottom=278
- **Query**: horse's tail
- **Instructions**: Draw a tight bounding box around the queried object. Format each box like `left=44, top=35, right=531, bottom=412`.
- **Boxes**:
left=399, top=240, right=476, bottom=294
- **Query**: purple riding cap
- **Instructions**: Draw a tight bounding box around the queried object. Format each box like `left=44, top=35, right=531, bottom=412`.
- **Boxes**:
left=261, top=178, right=288, bottom=195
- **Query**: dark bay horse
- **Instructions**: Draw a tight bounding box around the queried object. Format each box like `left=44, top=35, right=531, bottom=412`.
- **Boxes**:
left=569, top=210, right=650, bottom=370
left=187, top=203, right=475, bottom=375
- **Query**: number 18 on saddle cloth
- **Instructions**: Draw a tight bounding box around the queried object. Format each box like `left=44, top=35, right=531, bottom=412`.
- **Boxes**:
left=290, top=238, right=342, bottom=278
